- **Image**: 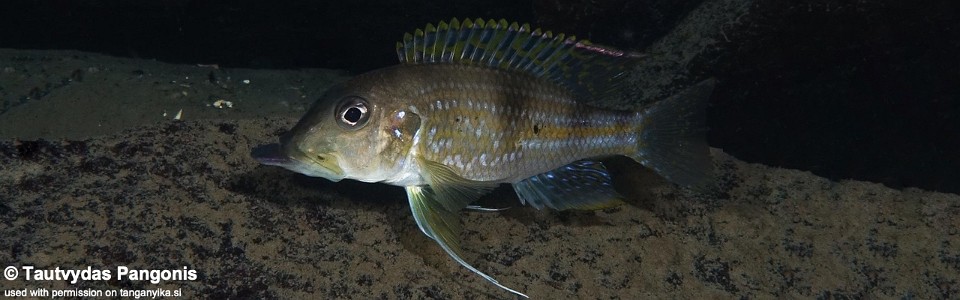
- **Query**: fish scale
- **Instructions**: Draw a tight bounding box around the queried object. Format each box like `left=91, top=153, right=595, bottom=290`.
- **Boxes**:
left=253, top=18, right=715, bottom=298
left=406, top=63, right=640, bottom=182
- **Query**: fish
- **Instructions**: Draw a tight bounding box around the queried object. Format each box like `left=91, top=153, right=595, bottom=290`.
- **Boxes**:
left=251, top=18, right=715, bottom=298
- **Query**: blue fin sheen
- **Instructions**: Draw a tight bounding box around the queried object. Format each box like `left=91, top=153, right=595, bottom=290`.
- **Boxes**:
left=513, top=160, right=624, bottom=210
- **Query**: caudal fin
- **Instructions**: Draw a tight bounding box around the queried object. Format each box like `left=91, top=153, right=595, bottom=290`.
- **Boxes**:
left=632, top=79, right=716, bottom=191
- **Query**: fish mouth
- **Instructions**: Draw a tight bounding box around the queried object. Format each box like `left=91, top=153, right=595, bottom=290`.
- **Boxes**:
left=251, top=143, right=346, bottom=182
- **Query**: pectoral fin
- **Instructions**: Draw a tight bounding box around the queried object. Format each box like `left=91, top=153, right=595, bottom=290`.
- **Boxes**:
left=405, top=159, right=528, bottom=298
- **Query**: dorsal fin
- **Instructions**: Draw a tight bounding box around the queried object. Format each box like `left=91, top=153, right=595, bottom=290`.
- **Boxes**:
left=396, top=18, right=644, bottom=103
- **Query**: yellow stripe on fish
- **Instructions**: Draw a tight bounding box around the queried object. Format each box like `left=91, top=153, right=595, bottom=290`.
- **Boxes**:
left=400, top=64, right=638, bottom=182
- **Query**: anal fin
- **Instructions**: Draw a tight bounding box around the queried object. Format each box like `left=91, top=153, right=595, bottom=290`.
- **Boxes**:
left=513, top=160, right=624, bottom=210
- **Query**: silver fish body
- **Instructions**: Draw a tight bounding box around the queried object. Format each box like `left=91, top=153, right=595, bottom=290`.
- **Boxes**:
left=252, top=18, right=715, bottom=298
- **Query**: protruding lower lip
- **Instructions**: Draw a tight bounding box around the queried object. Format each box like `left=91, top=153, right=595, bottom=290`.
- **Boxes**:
left=250, top=143, right=345, bottom=181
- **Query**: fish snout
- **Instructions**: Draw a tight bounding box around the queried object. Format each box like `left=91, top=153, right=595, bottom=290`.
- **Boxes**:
left=250, top=142, right=346, bottom=182
left=250, top=143, right=289, bottom=166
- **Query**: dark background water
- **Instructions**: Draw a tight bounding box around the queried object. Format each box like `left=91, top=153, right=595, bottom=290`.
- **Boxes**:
left=1, top=0, right=957, bottom=194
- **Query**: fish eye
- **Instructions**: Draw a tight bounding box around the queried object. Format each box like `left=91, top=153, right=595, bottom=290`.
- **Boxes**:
left=335, top=96, right=370, bottom=129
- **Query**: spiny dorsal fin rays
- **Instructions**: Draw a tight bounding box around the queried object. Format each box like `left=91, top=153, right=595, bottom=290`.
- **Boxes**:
left=396, top=18, right=644, bottom=104
left=406, top=159, right=528, bottom=298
